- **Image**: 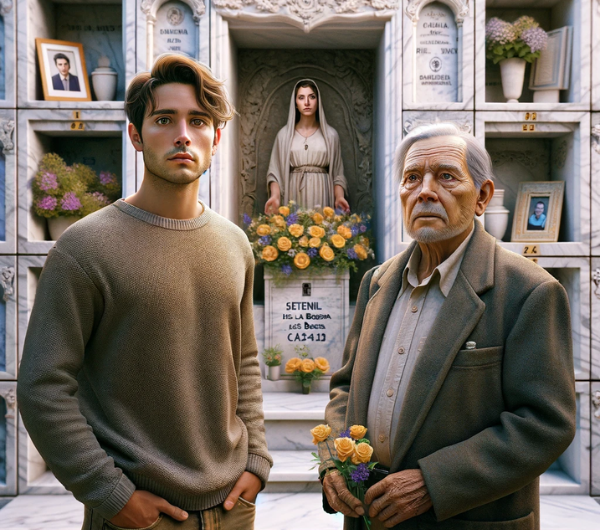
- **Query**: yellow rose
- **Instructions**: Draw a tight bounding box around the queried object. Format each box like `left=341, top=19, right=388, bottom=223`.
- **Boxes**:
left=310, top=424, right=332, bottom=444
left=298, top=236, right=309, bottom=247
left=261, top=245, right=278, bottom=262
left=277, top=237, right=292, bottom=252
left=337, top=226, right=353, bottom=239
left=285, top=357, right=302, bottom=373
left=319, top=245, right=335, bottom=262
left=314, top=357, right=330, bottom=373
left=360, top=237, right=370, bottom=248
left=301, top=358, right=316, bottom=373
left=334, top=215, right=343, bottom=222
left=288, top=224, right=304, bottom=238
left=309, top=237, right=322, bottom=248
left=294, top=252, right=311, bottom=270
left=309, top=225, right=326, bottom=238
left=279, top=206, right=290, bottom=216
left=354, top=244, right=368, bottom=260
left=349, top=425, right=368, bottom=440
left=334, top=437, right=356, bottom=463
left=351, top=442, right=374, bottom=465
left=312, top=213, right=324, bottom=224
left=323, top=207, right=335, bottom=219
left=330, top=234, right=346, bottom=248
left=256, top=224, right=271, bottom=236
left=271, top=215, right=286, bottom=227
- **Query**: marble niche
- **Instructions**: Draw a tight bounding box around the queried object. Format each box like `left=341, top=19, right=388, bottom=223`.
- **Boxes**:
left=0, top=255, right=16, bottom=380
left=0, top=381, right=16, bottom=496
left=0, top=0, right=16, bottom=108
left=0, top=108, right=16, bottom=254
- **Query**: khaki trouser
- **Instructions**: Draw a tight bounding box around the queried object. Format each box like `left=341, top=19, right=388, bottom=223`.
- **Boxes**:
left=82, top=498, right=256, bottom=530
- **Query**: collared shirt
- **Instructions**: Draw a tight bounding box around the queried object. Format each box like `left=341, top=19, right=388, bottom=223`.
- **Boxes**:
left=366, top=225, right=474, bottom=467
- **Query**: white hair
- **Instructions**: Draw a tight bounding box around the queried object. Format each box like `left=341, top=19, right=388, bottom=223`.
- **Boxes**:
left=394, top=123, right=494, bottom=189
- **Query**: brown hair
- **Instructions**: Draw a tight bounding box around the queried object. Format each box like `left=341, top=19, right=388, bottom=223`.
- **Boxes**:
left=294, top=80, right=319, bottom=123
left=125, top=54, right=235, bottom=139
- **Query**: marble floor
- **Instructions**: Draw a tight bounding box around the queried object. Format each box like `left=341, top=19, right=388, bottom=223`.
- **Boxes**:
left=0, top=494, right=598, bottom=530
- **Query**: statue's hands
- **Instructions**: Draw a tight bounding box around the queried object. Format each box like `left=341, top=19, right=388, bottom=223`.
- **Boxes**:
left=109, top=490, right=188, bottom=529
left=334, top=196, right=350, bottom=213
left=364, top=469, right=432, bottom=528
left=323, top=469, right=365, bottom=518
left=265, top=195, right=280, bottom=215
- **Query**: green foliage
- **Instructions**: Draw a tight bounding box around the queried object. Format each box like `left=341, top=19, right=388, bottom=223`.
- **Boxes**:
left=486, top=42, right=541, bottom=64
left=262, top=345, right=283, bottom=367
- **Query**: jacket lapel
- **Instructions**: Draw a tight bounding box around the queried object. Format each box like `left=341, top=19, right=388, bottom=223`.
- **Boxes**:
left=389, top=222, right=496, bottom=470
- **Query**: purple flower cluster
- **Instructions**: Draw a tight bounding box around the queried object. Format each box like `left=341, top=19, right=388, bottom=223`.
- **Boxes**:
left=39, top=171, right=58, bottom=191
left=485, top=17, right=516, bottom=46
left=243, top=213, right=252, bottom=225
left=351, top=225, right=359, bottom=237
left=281, top=264, right=292, bottom=276
left=339, top=428, right=351, bottom=439
left=61, top=192, right=81, bottom=211
left=347, top=248, right=358, bottom=260
left=307, top=248, right=318, bottom=258
left=350, top=463, right=370, bottom=484
left=521, top=27, right=548, bottom=53
left=360, top=225, right=367, bottom=233
left=37, top=196, right=57, bottom=211
left=89, top=191, right=109, bottom=205
left=259, top=236, right=272, bottom=246
left=286, top=213, right=299, bottom=225
left=99, top=171, right=116, bottom=186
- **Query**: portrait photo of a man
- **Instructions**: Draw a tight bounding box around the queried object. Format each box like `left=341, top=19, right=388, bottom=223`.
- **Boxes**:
left=527, top=197, right=549, bottom=231
left=50, top=52, right=81, bottom=92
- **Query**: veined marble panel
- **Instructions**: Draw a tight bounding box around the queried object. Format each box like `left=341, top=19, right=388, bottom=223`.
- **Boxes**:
left=592, top=381, right=600, bottom=495
left=0, top=1, right=16, bottom=108
left=0, top=109, right=16, bottom=254
left=593, top=0, right=600, bottom=109
left=590, top=258, right=600, bottom=380
left=0, top=381, right=17, bottom=496
left=475, top=111, right=590, bottom=252
left=403, top=0, right=475, bottom=110
left=17, top=0, right=136, bottom=108
left=475, top=0, right=591, bottom=110
left=0, top=256, right=17, bottom=380
left=17, top=108, right=136, bottom=254
left=591, top=115, right=600, bottom=255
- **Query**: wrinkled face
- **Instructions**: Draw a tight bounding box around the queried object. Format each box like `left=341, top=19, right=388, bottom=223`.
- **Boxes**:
left=400, top=135, right=479, bottom=243
left=296, top=86, right=317, bottom=118
left=534, top=202, right=544, bottom=218
left=136, top=83, right=217, bottom=185
left=56, top=59, right=70, bottom=77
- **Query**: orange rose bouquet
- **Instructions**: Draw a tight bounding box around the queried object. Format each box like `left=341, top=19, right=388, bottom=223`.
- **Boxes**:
left=310, top=423, right=377, bottom=529
left=243, top=202, right=374, bottom=280
left=284, top=345, right=329, bottom=394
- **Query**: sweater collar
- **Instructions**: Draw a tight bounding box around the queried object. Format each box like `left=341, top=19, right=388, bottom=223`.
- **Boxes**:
left=112, top=199, right=211, bottom=231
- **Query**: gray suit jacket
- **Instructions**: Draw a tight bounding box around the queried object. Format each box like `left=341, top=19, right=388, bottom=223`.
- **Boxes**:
left=323, top=221, right=576, bottom=530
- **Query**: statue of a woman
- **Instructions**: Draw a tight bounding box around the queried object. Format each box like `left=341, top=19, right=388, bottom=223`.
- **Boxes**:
left=264, top=79, right=350, bottom=214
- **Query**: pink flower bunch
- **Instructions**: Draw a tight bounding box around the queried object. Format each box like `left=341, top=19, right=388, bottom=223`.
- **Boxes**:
left=521, top=27, right=548, bottom=53
left=99, top=171, right=117, bottom=186
left=485, top=17, right=516, bottom=46
left=60, top=192, right=82, bottom=211
left=39, top=171, right=58, bottom=191
left=37, top=196, right=57, bottom=211
left=88, top=191, right=110, bottom=205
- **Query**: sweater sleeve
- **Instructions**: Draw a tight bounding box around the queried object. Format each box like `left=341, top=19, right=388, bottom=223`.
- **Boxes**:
left=237, top=248, right=273, bottom=487
left=17, top=248, right=136, bottom=519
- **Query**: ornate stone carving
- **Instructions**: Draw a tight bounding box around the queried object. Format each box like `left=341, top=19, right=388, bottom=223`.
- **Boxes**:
left=141, top=0, right=205, bottom=22
left=0, top=266, right=14, bottom=302
left=593, top=390, right=600, bottom=419
left=593, top=268, right=600, bottom=299
left=490, top=151, right=548, bottom=173
left=0, top=119, right=14, bottom=154
left=238, top=49, right=374, bottom=216
left=213, top=0, right=399, bottom=32
left=551, top=139, right=568, bottom=169
left=1, top=387, right=16, bottom=419
left=592, top=125, right=600, bottom=155
left=405, top=0, right=469, bottom=25
left=403, top=117, right=472, bottom=135
left=0, top=0, right=13, bottom=15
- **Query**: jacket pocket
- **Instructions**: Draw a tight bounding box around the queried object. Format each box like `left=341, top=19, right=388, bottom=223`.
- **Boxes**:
left=418, top=511, right=534, bottom=530
left=452, top=346, right=503, bottom=368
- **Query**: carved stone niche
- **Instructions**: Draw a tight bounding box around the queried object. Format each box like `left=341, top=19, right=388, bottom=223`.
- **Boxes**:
left=141, top=0, right=205, bottom=66
left=212, top=0, right=400, bottom=33
left=238, top=49, right=374, bottom=216
left=405, top=0, right=469, bottom=103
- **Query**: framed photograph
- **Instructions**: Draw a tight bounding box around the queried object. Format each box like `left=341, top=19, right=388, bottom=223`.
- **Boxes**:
left=35, top=38, right=91, bottom=101
left=511, top=181, right=565, bottom=243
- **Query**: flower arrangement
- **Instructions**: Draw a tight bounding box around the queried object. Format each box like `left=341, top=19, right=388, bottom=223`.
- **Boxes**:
left=262, top=345, right=283, bottom=367
left=244, top=202, right=374, bottom=279
left=32, top=153, right=121, bottom=219
left=285, top=345, right=330, bottom=394
left=311, top=424, right=376, bottom=529
left=485, top=16, right=548, bottom=64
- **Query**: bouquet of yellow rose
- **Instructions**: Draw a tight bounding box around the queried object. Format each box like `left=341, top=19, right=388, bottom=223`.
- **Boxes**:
left=285, top=345, right=329, bottom=394
left=243, top=202, right=374, bottom=279
left=311, top=424, right=376, bottom=529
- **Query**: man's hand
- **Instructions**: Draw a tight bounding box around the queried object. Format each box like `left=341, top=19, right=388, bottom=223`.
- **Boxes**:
left=364, top=469, right=432, bottom=528
left=223, top=471, right=262, bottom=510
left=109, top=490, right=188, bottom=529
left=323, top=469, right=365, bottom=518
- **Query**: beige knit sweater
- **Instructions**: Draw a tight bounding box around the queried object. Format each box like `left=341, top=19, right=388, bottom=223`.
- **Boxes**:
left=18, top=200, right=272, bottom=520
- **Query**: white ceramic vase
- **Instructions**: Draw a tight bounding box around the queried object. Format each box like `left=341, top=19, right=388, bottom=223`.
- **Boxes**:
left=48, top=216, right=80, bottom=241
left=484, top=190, right=510, bottom=241
left=499, top=58, right=526, bottom=103
left=91, top=56, right=118, bottom=101
left=268, top=365, right=281, bottom=381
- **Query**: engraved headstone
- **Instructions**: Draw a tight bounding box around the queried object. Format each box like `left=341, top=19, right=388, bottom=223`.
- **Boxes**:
left=264, top=272, right=349, bottom=375
left=415, top=2, right=458, bottom=102
left=154, top=1, right=196, bottom=60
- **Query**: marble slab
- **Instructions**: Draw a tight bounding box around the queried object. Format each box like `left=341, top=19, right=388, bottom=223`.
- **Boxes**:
left=0, top=256, right=17, bottom=380
left=0, top=0, right=16, bottom=108
left=591, top=114, right=600, bottom=256
left=0, top=381, right=16, bottom=495
left=591, top=258, right=600, bottom=380
left=0, top=109, right=17, bottom=255
left=17, top=255, right=46, bottom=368
left=592, top=381, right=600, bottom=495
left=262, top=391, right=329, bottom=420
left=16, top=108, right=136, bottom=254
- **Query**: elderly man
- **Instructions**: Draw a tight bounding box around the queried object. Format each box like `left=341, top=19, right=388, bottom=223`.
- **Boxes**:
left=320, top=123, right=576, bottom=530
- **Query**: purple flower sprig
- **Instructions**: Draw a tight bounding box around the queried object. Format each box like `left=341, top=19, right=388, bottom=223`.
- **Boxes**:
left=349, top=463, right=370, bottom=484
left=307, top=248, right=318, bottom=258
left=286, top=213, right=299, bottom=226
left=259, top=236, right=272, bottom=246
left=339, top=428, right=351, bottom=439
left=243, top=213, right=252, bottom=226
left=37, top=196, right=57, bottom=211
left=281, top=264, right=292, bottom=276
left=39, top=172, right=58, bottom=192
left=61, top=192, right=82, bottom=211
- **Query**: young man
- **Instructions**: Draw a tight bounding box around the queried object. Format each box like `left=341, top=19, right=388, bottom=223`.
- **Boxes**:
left=18, top=54, right=272, bottom=530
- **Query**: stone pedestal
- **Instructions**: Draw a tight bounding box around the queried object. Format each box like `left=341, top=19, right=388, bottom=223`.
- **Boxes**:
left=264, top=271, right=350, bottom=376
